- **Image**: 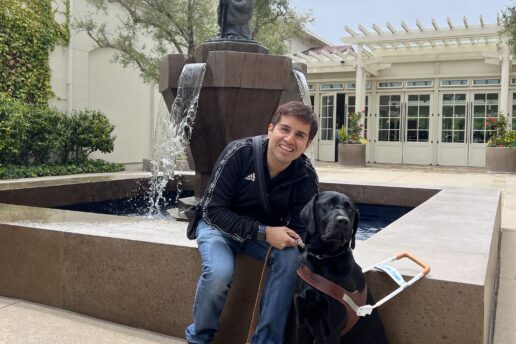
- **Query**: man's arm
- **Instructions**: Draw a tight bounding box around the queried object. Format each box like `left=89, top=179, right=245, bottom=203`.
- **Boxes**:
left=201, top=141, right=260, bottom=242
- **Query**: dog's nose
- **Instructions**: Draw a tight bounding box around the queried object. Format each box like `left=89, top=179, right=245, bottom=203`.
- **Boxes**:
left=335, top=215, right=349, bottom=226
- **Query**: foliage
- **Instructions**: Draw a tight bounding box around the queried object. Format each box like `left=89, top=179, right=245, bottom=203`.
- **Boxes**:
left=486, top=113, right=516, bottom=148
left=66, top=110, right=116, bottom=162
left=338, top=112, right=366, bottom=144
left=73, top=0, right=312, bottom=83
left=0, top=0, right=70, bottom=105
left=0, top=159, right=124, bottom=180
left=0, top=94, right=118, bottom=166
left=501, top=5, right=516, bottom=53
left=74, top=0, right=217, bottom=83
left=253, top=0, right=313, bottom=54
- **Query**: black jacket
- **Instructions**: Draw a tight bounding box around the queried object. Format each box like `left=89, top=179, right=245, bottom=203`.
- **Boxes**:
left=197, top=135, right=318, bottom=242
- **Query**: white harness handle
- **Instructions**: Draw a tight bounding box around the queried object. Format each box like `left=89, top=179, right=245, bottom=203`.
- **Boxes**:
left=343, top=252, right=431, bottom=317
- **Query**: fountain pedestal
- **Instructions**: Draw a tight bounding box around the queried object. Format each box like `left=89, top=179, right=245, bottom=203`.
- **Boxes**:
left=159, top=41, right=306, bottom=197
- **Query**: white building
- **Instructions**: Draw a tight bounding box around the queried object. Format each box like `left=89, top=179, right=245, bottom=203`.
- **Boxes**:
left=290, top=17, right=513, bottom=167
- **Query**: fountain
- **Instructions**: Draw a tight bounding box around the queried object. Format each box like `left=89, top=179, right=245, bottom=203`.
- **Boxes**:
left=158, top=39, right=309, bottom=200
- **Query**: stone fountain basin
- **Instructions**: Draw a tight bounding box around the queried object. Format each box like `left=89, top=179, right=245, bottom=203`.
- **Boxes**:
left=0, top=177, right=501, bottom=344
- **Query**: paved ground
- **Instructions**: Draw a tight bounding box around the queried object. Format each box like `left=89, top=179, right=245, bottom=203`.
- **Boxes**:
left=0, top=162, right=514, bottom=343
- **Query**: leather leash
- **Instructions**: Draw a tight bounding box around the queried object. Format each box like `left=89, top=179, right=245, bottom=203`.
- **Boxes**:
left=245, top=246, right=272, bottom=344
left=246, top=136, right=274, bottom=343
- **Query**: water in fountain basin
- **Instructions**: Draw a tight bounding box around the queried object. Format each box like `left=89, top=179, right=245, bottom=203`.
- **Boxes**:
left=147, top=63, right=207, bottom=216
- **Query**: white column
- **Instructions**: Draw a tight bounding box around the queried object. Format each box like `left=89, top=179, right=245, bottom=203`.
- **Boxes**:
left=355, top=44, right=366, bottom=134
left=500, top=38, right=511, bottom=116
left=355, top=44, right=364, bottom=112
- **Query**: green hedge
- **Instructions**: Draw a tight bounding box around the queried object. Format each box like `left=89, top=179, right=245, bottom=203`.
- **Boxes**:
left=0, top=93, right=117, bottom=166
left=0, top=159, right=124, bottom=180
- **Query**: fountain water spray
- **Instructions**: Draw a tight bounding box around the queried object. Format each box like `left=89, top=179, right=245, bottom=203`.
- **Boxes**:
left=293, top=70, right=312, bottom=107
left=147, top=63, right=207, bottom=216
left=293, top=70, right=316, bottom=163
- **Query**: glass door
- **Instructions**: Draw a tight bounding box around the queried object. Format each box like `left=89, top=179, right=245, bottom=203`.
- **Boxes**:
left=374, top=94, right=403, bottom=163
left=402, top=93, right=433, bottom=164
left=437, top=92, right=468, bottom=166
left=437, top=92, right=499, bottom=166
left=469, top=92, right=499, bottom=166
left=318, top=93, right=337, bottom=161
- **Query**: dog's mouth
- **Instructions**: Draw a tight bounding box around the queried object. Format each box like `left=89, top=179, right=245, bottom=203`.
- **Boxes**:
left=318, top=231, right=352, bottom=249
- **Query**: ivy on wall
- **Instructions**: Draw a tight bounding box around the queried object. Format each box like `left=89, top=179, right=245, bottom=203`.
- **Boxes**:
left=0, top=0, right=70, bottom=105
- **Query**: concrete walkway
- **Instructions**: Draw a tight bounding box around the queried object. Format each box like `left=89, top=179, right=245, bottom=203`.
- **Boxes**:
left=0, top=163, right=514, bottom=343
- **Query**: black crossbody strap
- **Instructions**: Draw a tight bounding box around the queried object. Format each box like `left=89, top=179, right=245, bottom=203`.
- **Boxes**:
left=252, top=136, right=273, bottom=218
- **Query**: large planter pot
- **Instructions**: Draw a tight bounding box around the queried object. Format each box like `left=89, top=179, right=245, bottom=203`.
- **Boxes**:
left=486, top=147, right=516, bottom=173
left=338, top=143, right=366, bottom=166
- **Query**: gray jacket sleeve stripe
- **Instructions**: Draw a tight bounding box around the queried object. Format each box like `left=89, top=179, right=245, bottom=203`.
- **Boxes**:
left=201, top=140, right=249, bottom=242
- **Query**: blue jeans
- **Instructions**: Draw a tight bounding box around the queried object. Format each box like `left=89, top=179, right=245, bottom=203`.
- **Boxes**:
left=185, top=220, right=300, bottom=344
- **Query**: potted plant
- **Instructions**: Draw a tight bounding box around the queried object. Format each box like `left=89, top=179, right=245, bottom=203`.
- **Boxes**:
left=337, top=111, right=367, bottom=166
left=485, top=113, right=516, bottom=173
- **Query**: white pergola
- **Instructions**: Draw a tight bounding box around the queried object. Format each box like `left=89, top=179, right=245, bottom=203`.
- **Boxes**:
left=288, top=16, right=510, bottom=114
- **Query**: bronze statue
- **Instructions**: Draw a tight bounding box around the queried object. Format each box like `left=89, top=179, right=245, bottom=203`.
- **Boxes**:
left=218, top=0, right=254, bottom=40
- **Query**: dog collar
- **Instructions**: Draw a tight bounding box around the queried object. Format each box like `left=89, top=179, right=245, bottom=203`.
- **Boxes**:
left=306, top=248, right=348, bottom=260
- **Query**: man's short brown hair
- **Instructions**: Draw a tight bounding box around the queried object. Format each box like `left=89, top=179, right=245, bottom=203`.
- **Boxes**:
left=270, top=101, right=318, bottom=141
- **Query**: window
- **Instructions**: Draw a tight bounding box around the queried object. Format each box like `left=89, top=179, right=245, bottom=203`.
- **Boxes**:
left=472, top=93, right=499, bottom=143
left=377, top=81, right=403, bottom=89
left=473, top=79, right=500, bottom=86
left=320, top=83, right=343, bottom=91
left=406, top=94, right=430, bottom=142
left=511, top=78, right=516, bottom=85
left=320, top=95, right=334, bottom=140
left=441, top=93, right=467, bottom=143
left=406, top=80, right=433, bottom=88
left=308, top=84, right=315, bottom=91
left=440, top=79, right=468, bottom=87
left=378, top=94, right=401, bottom=142
left=346, top=82, right=371, bottom=90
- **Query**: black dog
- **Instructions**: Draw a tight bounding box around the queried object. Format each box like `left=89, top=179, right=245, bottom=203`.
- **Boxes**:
left=295, top=191, right=388, bottom=344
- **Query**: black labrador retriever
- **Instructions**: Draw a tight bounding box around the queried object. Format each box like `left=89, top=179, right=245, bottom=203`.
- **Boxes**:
left=295, top=191, right=388, bottom=344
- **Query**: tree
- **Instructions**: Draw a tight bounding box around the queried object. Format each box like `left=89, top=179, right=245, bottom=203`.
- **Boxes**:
left=253, top=0, right=313, bottom=54
left=74, top=0, right=312, bottom=83
left=501, top=5, right=516, bottom=52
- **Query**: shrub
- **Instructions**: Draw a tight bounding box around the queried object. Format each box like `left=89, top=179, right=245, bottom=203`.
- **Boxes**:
left=486, top=113, right=516, bottom=148
left=0, top=95, right=118, bottom=168
left=0, top=93, right=30, bottom=164
left=68, top=109, right=116, bottom=162
left=338, top=112, right=367, bottom=144
left=0, top=159, right=125, bottom=180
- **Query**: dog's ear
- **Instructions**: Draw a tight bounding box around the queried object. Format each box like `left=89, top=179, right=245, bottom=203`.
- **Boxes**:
left=351, top=207, right=359, bottom=249
left=301, top=193, right=318, bottom=240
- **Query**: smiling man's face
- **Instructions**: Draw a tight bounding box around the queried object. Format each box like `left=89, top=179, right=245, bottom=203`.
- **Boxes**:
left=267, top=114, right=312, bottom=176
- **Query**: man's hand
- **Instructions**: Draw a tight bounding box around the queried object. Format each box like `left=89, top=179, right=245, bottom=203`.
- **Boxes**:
left=265, top=226, right=302, bottom=249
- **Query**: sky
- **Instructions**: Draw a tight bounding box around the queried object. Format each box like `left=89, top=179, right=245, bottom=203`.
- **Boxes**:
left=289, top=0, right=513, bottom=45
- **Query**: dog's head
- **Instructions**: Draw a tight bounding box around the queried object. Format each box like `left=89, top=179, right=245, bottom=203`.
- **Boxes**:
left=301, top=191, right=359, bottom=251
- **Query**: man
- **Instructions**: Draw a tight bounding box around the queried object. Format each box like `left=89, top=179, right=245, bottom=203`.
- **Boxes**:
left=217, top=0, right=254, bottom=40
left=185, top=101, right=319, bottom=344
